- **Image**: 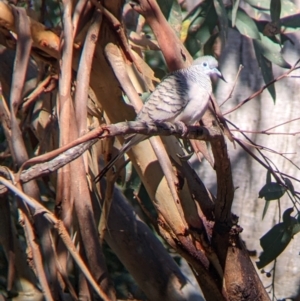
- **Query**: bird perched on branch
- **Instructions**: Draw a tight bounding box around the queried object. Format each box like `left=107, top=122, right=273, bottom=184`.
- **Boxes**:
left=95, top=55, right=223, bottom=182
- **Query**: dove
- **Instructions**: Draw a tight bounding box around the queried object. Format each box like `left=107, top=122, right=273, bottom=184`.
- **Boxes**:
left=95, top=55, right=223, bottom=182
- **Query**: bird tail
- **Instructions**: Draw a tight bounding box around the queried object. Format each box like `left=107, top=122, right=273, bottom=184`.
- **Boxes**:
left=94, top=134, right=146, bottom=182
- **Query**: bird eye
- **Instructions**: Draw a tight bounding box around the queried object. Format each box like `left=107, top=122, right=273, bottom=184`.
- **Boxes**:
left=202, top=62, right=208, bottom=67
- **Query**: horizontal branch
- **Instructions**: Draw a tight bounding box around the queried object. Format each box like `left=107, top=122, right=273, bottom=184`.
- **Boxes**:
left=107, top=120, right=211, bottom=140
left=9, top=121, right=213, bottom=185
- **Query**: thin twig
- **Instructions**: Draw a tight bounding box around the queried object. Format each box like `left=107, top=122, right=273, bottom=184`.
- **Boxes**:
left=220, top=64, right=244, bottom=107
left=224, top=60, right=300, bottom=115
left=263, top=117, right=300, bottom=132
left=20, top=74, right=53, bottom=111
left=231, top=129, right=300, bottom=136
left=230, top=117, right=300, bottom=136
left=228, top=120, right=300, bottom=199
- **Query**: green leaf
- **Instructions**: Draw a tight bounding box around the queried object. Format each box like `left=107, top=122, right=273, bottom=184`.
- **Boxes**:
left=228, top=8, right=260, bottom=39
left=254, top=33, right=291, bottom=68
left=183, top=2, right=207, bottom=24
left=181, top=4, right=205, bottom=42
left=292, top=223, right=300, bottom=236
left=184, top=2, right=218, bottom=56
left=258, top=207, right=300, bottom=268
left=244, top=0, right=270, bottom=10
left=157, top=0, right=176, bottom=19
left=282, top=208, right=300, bottom=237
left=270, top=0, right=281, bottom=23
left=253, top=42, right=276, bottom=101
left=245, top=0, right=296, bottom=15
left=281, top=13, right=300, bottom=29
left=282, top=207, right=294, bottom=225
left=257, top=222, right=292, bottom=269
left=283, top=177, right=295, bottom=196
left=45, top=1, right=63, bottom=27
left=168, top=0, right=182, bottom=37
left=231, top=0, right=241, bottom=27
left=190, top=25, right=212, bottom=56
left=280, top=0, right=299, bottom=18
left=213, top=0, right=228, bottom=44
left=203, top=33, right=219, bottom=56
left=258, top=182, right=286, bottom=201
left=188, top=15, right=206, bottom=34
left=262, top=200, right=271, bottom=220
left=157, top=0, right=182, bottom=37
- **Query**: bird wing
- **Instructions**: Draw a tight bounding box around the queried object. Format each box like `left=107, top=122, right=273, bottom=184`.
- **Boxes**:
left=136, top=73, right=190, bottom=123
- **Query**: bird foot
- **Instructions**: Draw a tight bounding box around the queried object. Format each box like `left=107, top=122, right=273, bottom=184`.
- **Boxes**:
left=174, top=121, right=188, bottom=137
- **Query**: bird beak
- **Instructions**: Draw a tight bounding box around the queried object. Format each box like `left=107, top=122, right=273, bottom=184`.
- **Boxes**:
left=214, top=68, right=226, bottom=82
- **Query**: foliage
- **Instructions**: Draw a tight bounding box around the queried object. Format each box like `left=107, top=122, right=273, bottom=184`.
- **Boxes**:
left=181, top=0, right=296, bottom=100
left=0, top=0, right=299, bottom=300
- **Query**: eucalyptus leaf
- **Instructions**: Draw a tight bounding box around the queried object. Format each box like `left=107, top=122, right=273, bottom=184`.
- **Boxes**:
left=186, top=23, right=214, bottom=56
left=253, top=42, right=276, bottom=101
left=244, top=0, right=270, bottom=10
left=181, top=1, right=208, bottom=40
left=184, top=2, right=218, bottom=56
left=262, top=200, right=271, bottom=220
left=228, top=8, right=260, bottom=39
left=203, top=33, right=219, bottom=56
left=257, top=223, right=292, bottom=269
left=183, top=2, right=206, bottom=23
left=283, top=177, right=295, bottom=195
left=245, top=0, right=296, bottom=16
left=292, top=223, right=300, bottom=236
left=254, top=33, right=291, bottom=68
left=280, top=0, right=299, bottom=18
left=231, top=0, right=240, bottom=27
left=282, top=207, right=294, bottom=225
left=188, top=16, right=206, bottom=34
left=213, top=0, right=228, bottom=44
left=44, top=0, right=63, bottom=27
left=281, top=209, right=300, bottom=236
left=258, top=182, right=286, bottom=201
left=281, top=13, right=300, bottom=29
left=168, top=0, right=182, bottom=37
left=157, top=0, right=175, bottom=19
left=157, top=0, right=182, bottom=37
left=270, top=0, right=281, bottom=23
left=249, top=203, right=300, bottom=270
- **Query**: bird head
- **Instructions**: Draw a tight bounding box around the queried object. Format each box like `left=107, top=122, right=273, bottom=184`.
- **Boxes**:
left=192, top=56, right=226, bottom=82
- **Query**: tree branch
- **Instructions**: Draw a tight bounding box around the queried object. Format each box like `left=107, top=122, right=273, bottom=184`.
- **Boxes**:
left=0, top=121, right=212, bottom=190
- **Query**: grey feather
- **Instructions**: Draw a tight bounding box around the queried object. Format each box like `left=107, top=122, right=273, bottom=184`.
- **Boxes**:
left=94, top=55, right=222, bottom=182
